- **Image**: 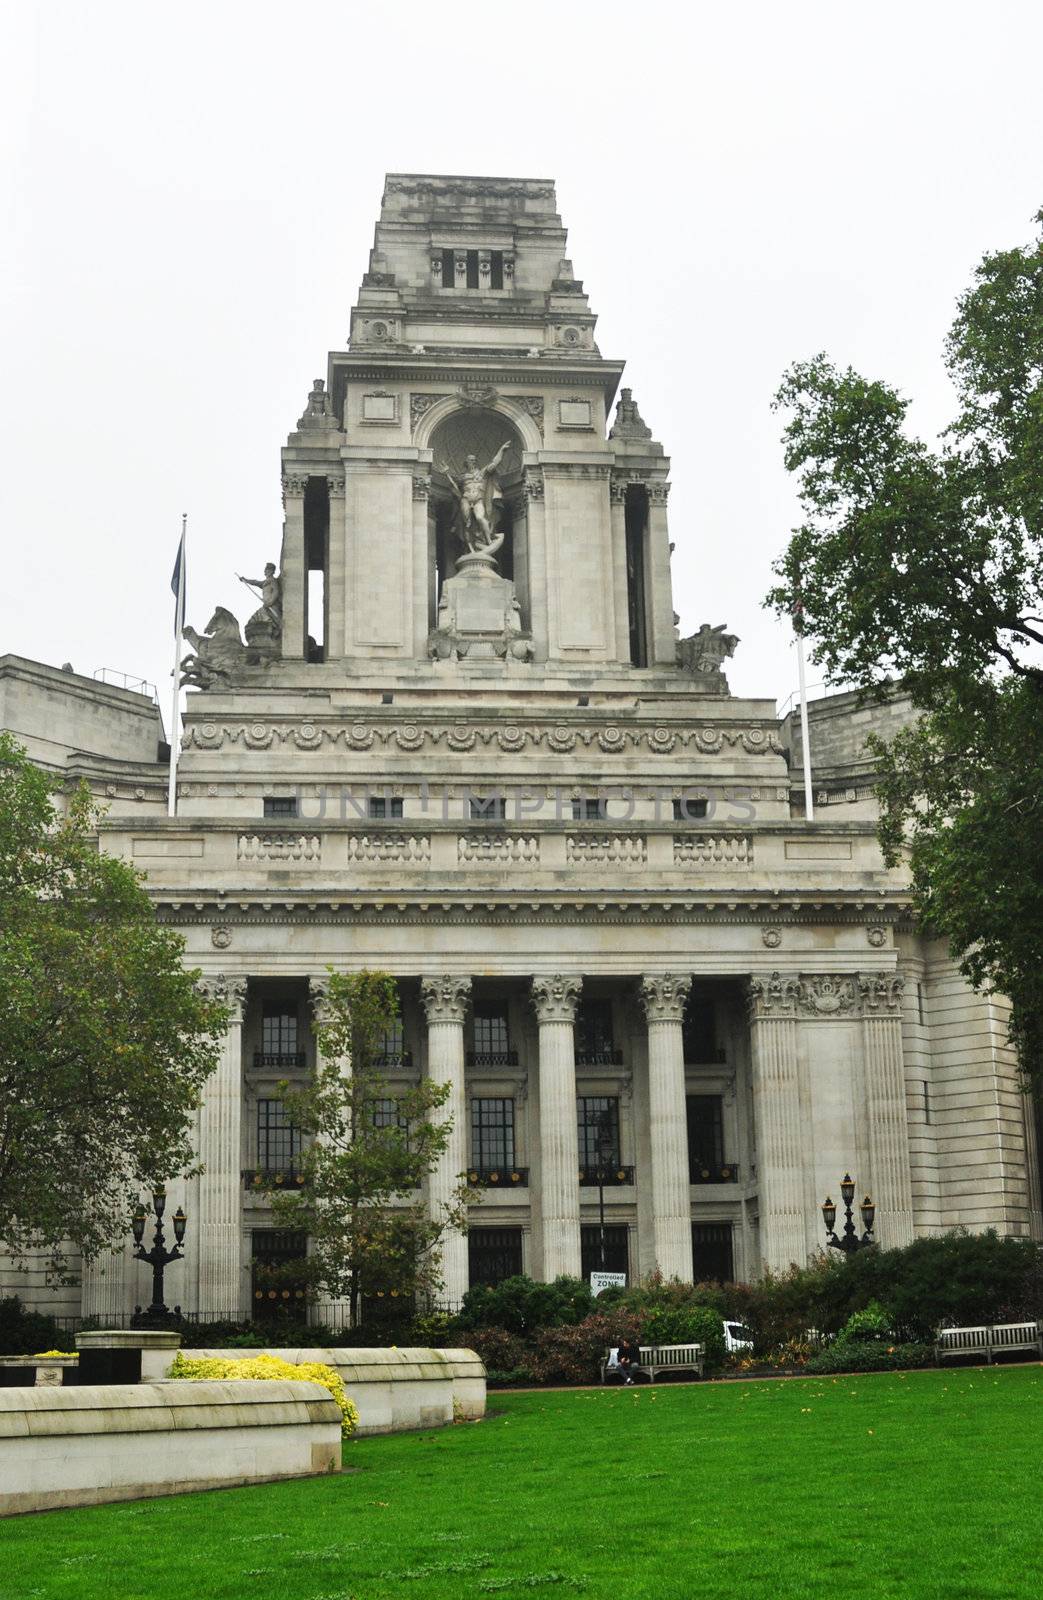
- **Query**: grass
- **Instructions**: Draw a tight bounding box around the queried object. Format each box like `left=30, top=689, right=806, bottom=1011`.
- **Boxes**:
left=3, top=1367, right=1041, bottom=1600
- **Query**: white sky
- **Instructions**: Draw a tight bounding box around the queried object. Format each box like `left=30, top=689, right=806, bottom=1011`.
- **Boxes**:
left=4, top=1, right=1043, bottom=727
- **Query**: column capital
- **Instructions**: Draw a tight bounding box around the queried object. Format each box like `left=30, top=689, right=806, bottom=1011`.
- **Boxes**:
left=530, top=974, right=582, bottom=1024
left=420, top=974, right=472, bottom=1025
left=309, top=975, right=335, bottom=1028
left=859, top=973, right=905, bottom=1015
left=639, top=972, right=690, bottom=1023
left=197, top=974, right=247, bottom=1017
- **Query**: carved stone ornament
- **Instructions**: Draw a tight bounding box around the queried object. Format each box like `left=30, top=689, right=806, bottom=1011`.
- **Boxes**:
left=748, top=971, right=800, bottom=1018
left=859, top=974, right=905, bottom=1014
left=530, top=973, right=582, bottom=1024
left=282, top=473, right=309, bottom=497
left=410, top=392, right=450, bottom=431
left=197, top=974, right=247, bottom=1015
left=420, top=974, right=472, bottom=1025
left=412, top=475, right=430, bottom=501
left=677, top=624, right=739, bottom=683
left=458, top=382, right=499, bottom=410
left=798, top=974, right=859, bottom=1016
left=761, top=927, right=782, bottom=950
left=523, top=469, right=544, bottom=502
left=309, top=976, right=334, bottom=1028
left=866, top=926, right=887, bottom=948
left=609, top=387, right=653, bottom=441
left=210, top=926, right=232, bottom=950
left=639, top=972, right=692, bottom=1023
left=296, top=377, right=339, bottom=431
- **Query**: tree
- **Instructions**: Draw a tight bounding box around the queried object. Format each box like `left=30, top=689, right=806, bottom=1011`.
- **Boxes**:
left=766, top=208, right=1043, bottom=1088
left=0, top=734, right=227, bottom=1273
left=268, top=970, right=468, bottom=1329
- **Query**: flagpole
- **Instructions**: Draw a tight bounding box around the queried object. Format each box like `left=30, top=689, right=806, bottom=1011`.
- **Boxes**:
left=168, top=514, right=186, bottom=818
left=792, top=567, right=815, bottom=823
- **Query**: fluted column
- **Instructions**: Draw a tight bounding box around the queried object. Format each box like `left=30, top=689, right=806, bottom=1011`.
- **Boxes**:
left=309, top=976, right=351, bottom=1327
left=196, top=976, right=247, bottom=1317
left=860, top=975, right=915, bottom=1248
left=531, top=975, right=583, bottom=1281
left=639, top=974, right=694, bottom=1281
left=279, top=475, right=307, bottom=660
left=748, top=973, right=806, bottom=1272
left=420, top=975, right=472, bottom=1308
left=82, top=1242, right=131, bottom=1324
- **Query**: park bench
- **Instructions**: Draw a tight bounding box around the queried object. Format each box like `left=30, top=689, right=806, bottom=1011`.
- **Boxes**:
left=934, top=1321, right=1041, bottom=1365
left=600, top=1342, right=705, bottom=1384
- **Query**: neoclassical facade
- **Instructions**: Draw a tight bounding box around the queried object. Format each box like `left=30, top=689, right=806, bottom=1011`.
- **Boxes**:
left=3, top=174, right=1040, bottom=1323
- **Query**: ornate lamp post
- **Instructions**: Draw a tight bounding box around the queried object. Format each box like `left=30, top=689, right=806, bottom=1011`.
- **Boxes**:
left=821, top=1173, right=876, bottom=1255
left=131, top=1189, right=187, bottom=1318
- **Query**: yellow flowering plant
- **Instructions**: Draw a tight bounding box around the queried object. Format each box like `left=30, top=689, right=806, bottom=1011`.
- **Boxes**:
left=168, top=1350, right=358, bottom=1436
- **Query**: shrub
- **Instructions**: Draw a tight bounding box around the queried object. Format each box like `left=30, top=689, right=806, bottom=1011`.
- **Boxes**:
left=804, top=1341, right=933, bottom=1375
left=835, top=1300, right=892, bottom=1346
left=409, top=1309, right=460, bottom=1348
left=0, top=1296, right=63, bottom=1358
left=642, top=1304, right=727, bottom=1371
left=527, top=1312, right=646, bottom=1386
left=457, top=1275, right=593, bottom=1336
left=169, top=1350, right=358, bottom=1436
left=461, top=1325, right=532, bottom=1379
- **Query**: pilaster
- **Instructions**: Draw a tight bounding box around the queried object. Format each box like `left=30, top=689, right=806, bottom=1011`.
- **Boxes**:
left=531, top=975, right=582, bottom=1280
left=747, top=973, right=807, bottom=1273
left=860, top=975, right=915, bottom=1247
left=639, top=973, right=694, bottom=1281
left=196, top=975, right=247, bottom=1317
left=420, top=975, right=472, bottom=1307
left=279, top=477, right=307, bottom=660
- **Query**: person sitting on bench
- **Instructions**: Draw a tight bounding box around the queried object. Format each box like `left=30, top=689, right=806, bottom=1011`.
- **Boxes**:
left=617, top=1336, right=642, bottom=1385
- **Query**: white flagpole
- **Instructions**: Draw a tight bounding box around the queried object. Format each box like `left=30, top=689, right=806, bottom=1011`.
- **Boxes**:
left=168, top=514, right=186, bottom=818
left=796, top=627, right=815, bottom=823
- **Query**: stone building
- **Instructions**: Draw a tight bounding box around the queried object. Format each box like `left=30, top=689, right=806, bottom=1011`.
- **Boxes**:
left=3, top=174, right=1040, bottom=1324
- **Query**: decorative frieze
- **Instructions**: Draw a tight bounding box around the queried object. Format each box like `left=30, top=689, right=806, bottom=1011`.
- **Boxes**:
left=674, top=834, right=753, bottom=868
left=639, top=972, right=691, bottom=1023
left=459, top=834, right=539, bottom=865
left=531, top=973, right=582, bottom=1024
left=748, top=971, right=905, bottom=1020
left=346, top=833, right=431, bottom=864
left=183, top=718, right=784, bottom=757
left=565, top=834, right=646, bottom=866
left=420, top=974, right=472, bottom=1025
left=237, top=833, right=321, bottom=863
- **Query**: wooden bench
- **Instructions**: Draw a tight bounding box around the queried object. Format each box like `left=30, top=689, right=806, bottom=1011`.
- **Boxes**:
left=601, top=1343, right=705, bottom=1384
left=935, top=1322, right=1041, bottom=1365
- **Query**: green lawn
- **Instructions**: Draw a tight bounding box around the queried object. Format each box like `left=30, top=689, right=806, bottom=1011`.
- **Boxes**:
left=4, top=1367, right=1041, bottom=1600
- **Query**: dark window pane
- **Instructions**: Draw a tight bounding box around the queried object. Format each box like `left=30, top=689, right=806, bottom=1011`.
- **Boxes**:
left=490, top=250, right=503, bottom=290
left=257, top=1098, right=303, bottom=1171
left=261, top=1010, right=298, bottom=1056
left=473, top=1007, right=510, bottom=1056
left=370, top=1096, right=408, bottom=1130
left=368, top=796, right=404, bottom=819
left=673, top=796, right=708, bottom=821
left=378, top=1019, right=405, bottom=1060
left=471, top=1097, right=515, bottom=1169
left=441, top=248, right=454, bottom=288
left=264, top=797, right=298, bottom=818
left=468, top=1226, right=522, bottom=1287
left=251, top=1228, right=308, bottom=1317
left=682, top=992, right=720, bottom=1062
left=577, top=1097, right=621, bottom=1167
left=581, top=1225, right=629, bottom=1279
left=466, top=249, right=479, bottom=289
left=469, top=795, right=507, bottom=821
left=691, top=1222, right=734, bottom=1284
left=686, top=1095, right=725, bottom=1179
left=576, top=1000, right=614, bottom=1058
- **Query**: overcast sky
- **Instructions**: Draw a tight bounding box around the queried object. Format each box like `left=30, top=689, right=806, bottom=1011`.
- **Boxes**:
left=4, top=1, right=1043, bottom=732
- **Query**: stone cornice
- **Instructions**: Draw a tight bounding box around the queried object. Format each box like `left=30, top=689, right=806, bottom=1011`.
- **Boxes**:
left=530, top=973, right=582, bottom=1023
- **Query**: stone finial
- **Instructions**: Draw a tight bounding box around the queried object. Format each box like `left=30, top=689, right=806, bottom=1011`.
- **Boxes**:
left=639, top=973, right=691, bottom=1023
left=296, top=377, right=338, bottom=431
left=420, top=975, right=472, bottom=1025
left=609, top=387, right=653, bottom=441
left=530, top=974, right=582, bottom=1024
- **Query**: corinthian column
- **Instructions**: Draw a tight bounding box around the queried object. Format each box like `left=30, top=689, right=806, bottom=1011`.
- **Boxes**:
left=748, top=972, right=806, bottom=1272
left=531, top=975, right=583, bottom=1281
left=860, top=974, right=915, bottom=1248
left=420, top=975, right=472, bottom=1309
left=309, top=975, right=350, bottom=1329
left=639, top=974, right=694, bottom=1280
left=196, top=976, right=247, bottom=1317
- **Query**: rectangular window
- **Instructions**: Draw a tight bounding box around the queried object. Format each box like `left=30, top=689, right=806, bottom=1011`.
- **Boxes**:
left=257, top=1099, right=303, bottom=1172
left=687, top=1095, right=725, bottom=1180
left=576, top=999, right=616, bottom=1062
left=370, top=1096, right=408, bottom=1131
left=673, top=795, right=709, bottom=821
left=251, top=1228, right=308, bottom=1317
left=469, top=795, right=507, bottom=821
left=472, top=1006, right=511, bottom=1061
left=490, top=250, right=504, bottom=290
left=581, top=1225, right=629, bottom=1281
left=263, top=796, right=298, bottom=818
left=441, top=248, right=455, bottom=288
left=466, top=249, right=480, bottom=289
left=368, top=796, right=404, bottom=819
left=691, top=1222, right=734, bottom=1284
left=468, top=1226, right=523, bottom=1288
left=471, top=1098, right=515, bottom=1170
left=571, top=798, right=606, bottom=821
left=261, top=1009, right=298, bottom=1058
left=577, top=1096, right=621, bottom=1169
left=376, top=1019, right=407, bottom=1063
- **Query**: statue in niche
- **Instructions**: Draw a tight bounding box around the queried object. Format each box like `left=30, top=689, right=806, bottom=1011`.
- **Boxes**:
left=439, top=443, right=509, bottom=558
left=237, top=563, right=282, bottom=663
left=180, top=608, right=249, bottom=689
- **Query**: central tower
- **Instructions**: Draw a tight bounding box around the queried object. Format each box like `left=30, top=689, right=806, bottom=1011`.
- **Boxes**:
left=279, top=174, right=679, bottom=679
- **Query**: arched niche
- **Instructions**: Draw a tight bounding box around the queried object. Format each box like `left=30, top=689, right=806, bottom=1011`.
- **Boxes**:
left=426, top=407, right=530, bottom=627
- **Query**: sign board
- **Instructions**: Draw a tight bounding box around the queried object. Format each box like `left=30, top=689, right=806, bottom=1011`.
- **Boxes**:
left=589, top=1272, right=626, bottom=1297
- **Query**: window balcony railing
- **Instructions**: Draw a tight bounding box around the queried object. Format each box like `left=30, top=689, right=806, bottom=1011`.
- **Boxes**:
left=575, top=1048, right=624, bottom=1066
left=466, top=1050, right=519, bottom=1067
left=579, top=1165, right=634, bottom=1187
left=689, top=1162, right=738, bottom=1184
left=467, top=1167, right=529, bottom=1188
left=243, top=1169, right=307, bottom=1191
left=253, top=1051, right=307, bottom=1069
left=374, top=1050, right=413, bottom=1068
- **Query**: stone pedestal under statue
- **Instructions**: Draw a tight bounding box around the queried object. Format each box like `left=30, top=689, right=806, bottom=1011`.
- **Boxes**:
left=428, top=552, right=533, bottom=661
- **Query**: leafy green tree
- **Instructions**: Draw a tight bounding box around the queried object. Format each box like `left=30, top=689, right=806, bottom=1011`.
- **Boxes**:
left=767, top=209, right=1043, bottom=1088
left=0, top=733, right=227, bottom=1274
left=268, top=970, right=468, bottom=1329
